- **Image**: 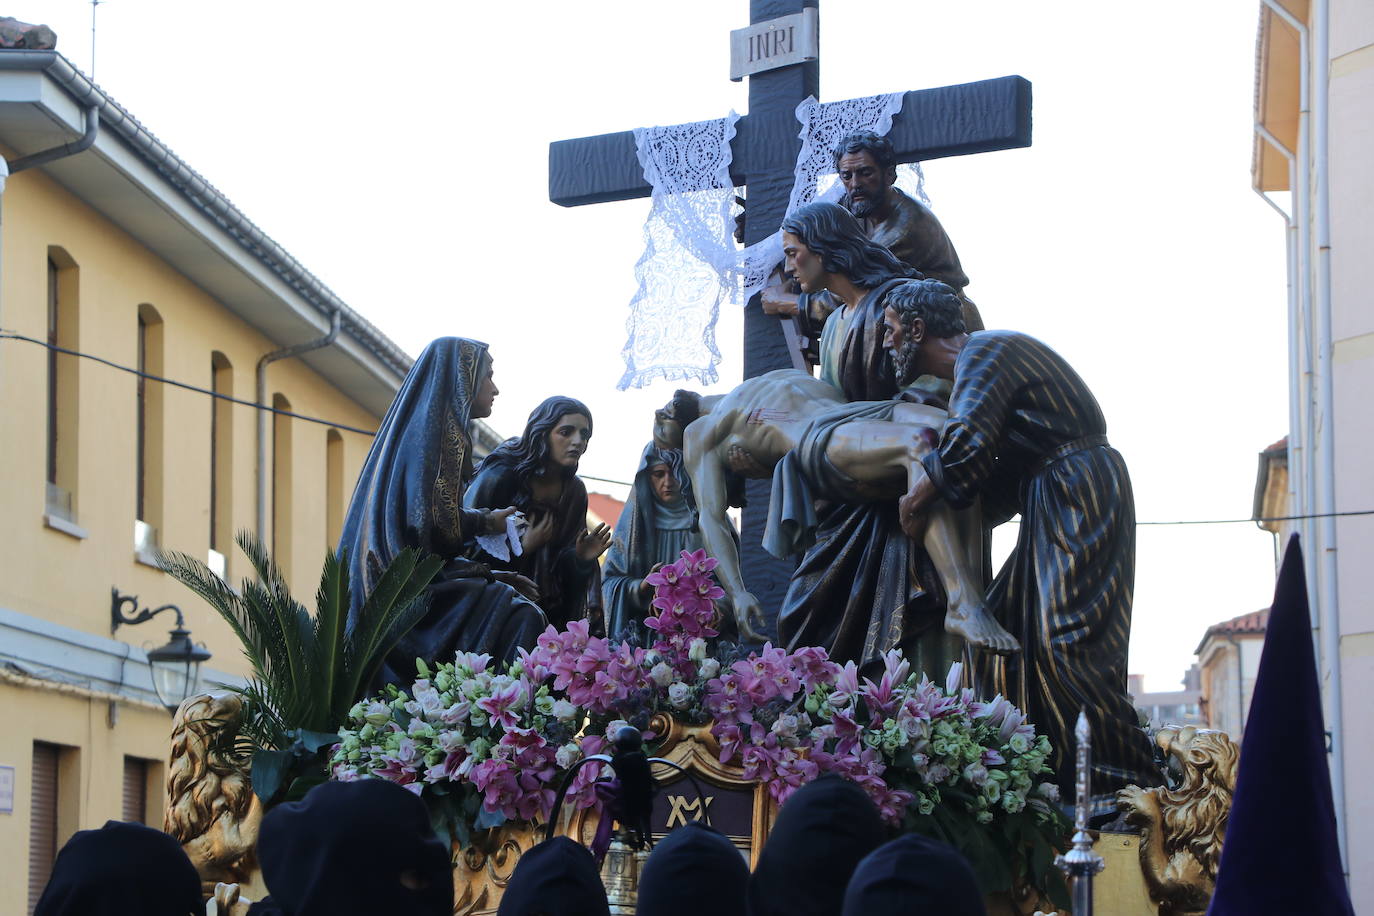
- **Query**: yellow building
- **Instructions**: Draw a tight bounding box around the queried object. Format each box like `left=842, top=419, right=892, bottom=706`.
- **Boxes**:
left=0, top=50, right=501, bottom=913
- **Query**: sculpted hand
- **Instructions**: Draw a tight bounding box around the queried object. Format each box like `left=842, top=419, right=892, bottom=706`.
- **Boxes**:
left=521, top=514, right=555, bottom=553
left=727, top=445, right=772, bottom=479
left=484, top=506, right=519, bottom=534
left=760, top=285, right=800, bottom=317
left=638, top=562, right=665, bottom=599
left=576, top=523, right=613, bottom=562
left=899, top=476, right=938, bottom=541
left=492, top=570, right=539, bottom=602
left=734, top=592, right=769, bottom=643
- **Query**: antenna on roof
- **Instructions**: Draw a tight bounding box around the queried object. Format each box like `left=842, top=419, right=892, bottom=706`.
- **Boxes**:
left=90, top=0, right=103, bottom=78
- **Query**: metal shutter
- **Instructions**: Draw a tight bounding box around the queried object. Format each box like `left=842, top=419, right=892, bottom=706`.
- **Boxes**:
left=28, top=742, right=59, bottom=916
left=122, top=756, right=148, bottom=824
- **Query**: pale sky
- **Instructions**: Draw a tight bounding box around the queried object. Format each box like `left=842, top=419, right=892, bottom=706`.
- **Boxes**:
left=35, top=0, right=1288, bottom=691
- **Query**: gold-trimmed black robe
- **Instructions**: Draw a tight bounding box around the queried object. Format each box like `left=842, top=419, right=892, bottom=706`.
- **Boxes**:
left=921, top=330, right=1160, bottom=816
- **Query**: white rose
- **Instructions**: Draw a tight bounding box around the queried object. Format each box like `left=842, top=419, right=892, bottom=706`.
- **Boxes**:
left=698, top=658, right=720, bottom=679
left=650, top=662, right=675, bottom=686
left=688, top=638, right=708, bottom=662
left=555, top=742, right=583, bottom=769
left=771, top=714, right=800, bottom=739
left=552, top=699, right=578, bottom=722
left=668, top=682, right=692, bottom=709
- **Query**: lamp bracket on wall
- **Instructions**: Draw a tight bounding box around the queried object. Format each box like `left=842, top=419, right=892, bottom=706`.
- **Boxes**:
left=111, top=587, right=185, bottom=634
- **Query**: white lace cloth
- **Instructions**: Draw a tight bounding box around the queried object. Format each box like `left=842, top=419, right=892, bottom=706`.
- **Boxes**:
left=620, top=92, right=928, bottom=389
left=619, top=114, right=741, bottom=389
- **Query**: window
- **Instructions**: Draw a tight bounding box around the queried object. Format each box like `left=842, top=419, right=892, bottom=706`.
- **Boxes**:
left=272, top=393, right=293, bottom=574
left=326, top=429, right=344, bottom=548
left=28, top=743, right=59, bottom=915
left=210, top=353, right=234, bottom=575
left=28, top=742, right=79, bottom=915
left=135, top=305, right=164, bottom=535
left=44, top=249, right=80, bottom=523
left=122, top=756, right=149, bottom=823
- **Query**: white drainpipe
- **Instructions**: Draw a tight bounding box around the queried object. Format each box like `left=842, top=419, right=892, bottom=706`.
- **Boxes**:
left=1310, top=0, right=1346, bottom=871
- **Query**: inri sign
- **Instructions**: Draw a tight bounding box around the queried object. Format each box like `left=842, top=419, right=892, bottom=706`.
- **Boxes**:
left=729, top=9, right=819, bottom=82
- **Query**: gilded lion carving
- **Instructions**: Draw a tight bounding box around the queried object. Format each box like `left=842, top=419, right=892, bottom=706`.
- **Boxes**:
left=1116, top=725, right=1240, bottom=916
left=164, top=693, right=264, bottom=895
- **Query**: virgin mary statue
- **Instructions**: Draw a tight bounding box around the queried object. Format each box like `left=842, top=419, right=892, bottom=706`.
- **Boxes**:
left=337, top=337, right=546, bottom=688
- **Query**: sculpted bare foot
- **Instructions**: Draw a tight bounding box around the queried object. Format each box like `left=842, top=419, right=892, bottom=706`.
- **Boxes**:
left=945, top=605, right=1020, bottom=655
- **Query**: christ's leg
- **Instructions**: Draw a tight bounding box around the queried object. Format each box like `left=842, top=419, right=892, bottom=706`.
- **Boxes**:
left=827, top=416, right=1019, bottom=655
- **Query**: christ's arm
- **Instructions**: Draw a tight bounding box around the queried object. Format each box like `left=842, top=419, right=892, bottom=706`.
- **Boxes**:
left=683, top=419, right=768, bottom=642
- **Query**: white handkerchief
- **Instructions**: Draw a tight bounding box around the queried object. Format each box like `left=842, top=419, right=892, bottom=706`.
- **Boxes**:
left=476, top=513, right=525, bottom=562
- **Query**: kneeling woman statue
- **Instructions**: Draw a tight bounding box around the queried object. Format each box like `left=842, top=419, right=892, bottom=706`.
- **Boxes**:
left=466, top=396, right=612, bottom=630
left=337, top=337, right=546, bottom=689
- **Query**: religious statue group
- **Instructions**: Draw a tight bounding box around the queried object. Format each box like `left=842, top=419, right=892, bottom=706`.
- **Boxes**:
left=337, top=130, right=1160, bottom=820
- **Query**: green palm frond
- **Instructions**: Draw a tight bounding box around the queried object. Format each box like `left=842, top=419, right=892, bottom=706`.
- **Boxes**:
left=237, top=534, right=312, bottom=704
left=313, top=549, right=348, bottom=714
left=159, top=532, right=442, bottom=765
left=154, top=546, right=271, bottom=684
left=343, top=548, right=443, bottom=705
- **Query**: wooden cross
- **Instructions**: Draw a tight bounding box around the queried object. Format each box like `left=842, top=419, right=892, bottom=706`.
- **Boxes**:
left=548, top=0, right=1032, bottom=622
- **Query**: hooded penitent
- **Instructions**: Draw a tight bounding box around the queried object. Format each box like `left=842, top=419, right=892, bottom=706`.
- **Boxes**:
left=249, top=779, right=453, bottom=916
left=841, top=832, right=985, bottom=916
left=336, top=336, right=545, bottom=687
left=496, top=836, right=609, bottom=916
left=33, top=820, right=203, bottom=916
left=746, top=775, right=887, bottom=916
left=637, top=822, right=748, bottom=916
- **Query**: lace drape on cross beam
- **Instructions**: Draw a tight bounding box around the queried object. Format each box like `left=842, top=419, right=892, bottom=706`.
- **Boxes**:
left=619, top=92, right=929, bottom=390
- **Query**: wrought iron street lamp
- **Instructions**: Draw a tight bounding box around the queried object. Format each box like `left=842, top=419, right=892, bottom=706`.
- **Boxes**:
left=111, top=588, right=213, bottom=712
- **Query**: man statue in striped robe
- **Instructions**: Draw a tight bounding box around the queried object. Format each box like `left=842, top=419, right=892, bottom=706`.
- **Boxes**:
left=887, top=278, right=1160, bottom=821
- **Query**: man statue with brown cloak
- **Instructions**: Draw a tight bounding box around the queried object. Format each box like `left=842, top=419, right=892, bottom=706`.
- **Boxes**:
left=769, top=201, right=960, bottom=678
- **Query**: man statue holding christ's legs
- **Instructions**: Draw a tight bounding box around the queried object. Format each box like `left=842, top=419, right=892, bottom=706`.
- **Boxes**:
left=889, top=279, right=1160, bottom=819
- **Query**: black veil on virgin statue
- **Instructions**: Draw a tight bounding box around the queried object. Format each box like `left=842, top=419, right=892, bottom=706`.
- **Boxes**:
left=337, top=337, right=546, bottom=690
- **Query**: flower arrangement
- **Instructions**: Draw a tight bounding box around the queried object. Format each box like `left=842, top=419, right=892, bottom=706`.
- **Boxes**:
left=704, top=647, right=1068, bottom=898
left=329, top=549, right=726, bottom=846
left=331, top=549, right=1068, bottom=901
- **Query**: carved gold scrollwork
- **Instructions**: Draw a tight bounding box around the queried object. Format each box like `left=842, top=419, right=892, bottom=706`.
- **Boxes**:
left=453, top=822, right=547, bottom=916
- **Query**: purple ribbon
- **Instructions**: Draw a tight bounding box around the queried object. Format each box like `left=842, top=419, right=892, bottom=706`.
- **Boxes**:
left=590, top=778, right=624, bottom=864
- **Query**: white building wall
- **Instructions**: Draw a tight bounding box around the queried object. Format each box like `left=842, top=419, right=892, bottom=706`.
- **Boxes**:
left=1327, top=5, right=1374, bottom=904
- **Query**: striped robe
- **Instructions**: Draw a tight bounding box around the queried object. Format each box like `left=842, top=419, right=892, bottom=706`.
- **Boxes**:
left=922, top=330, right=1160, bottom=816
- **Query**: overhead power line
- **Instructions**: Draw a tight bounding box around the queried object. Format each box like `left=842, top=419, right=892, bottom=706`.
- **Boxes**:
left=5, top=332, right=1368, bottom=528
left=1, top=330, right=377, bottom=435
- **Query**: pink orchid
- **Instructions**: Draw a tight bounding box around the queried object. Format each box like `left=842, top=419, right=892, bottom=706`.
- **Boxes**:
left=789, top=646, right=840, bottom=691
left=645, top=564, right=682, bottom=588
left=828, top=661, right=863, bottom=709
left=944, top=661, right=965, bottom=694
left=679, top=548, right=718, bottom=575
left=476, top=680, right=525, bottom=729
left=880, top=648, right=911, bottom=686
left=860, top=669, right=902, bottom=719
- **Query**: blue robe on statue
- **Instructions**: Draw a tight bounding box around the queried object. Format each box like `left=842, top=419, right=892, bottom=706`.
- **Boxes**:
left=601, top=444, right=717, bottom=644
left=336, top=338, right=546, bottom=692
